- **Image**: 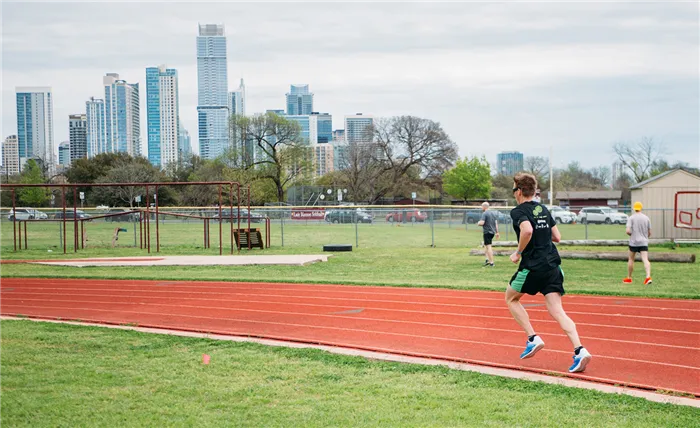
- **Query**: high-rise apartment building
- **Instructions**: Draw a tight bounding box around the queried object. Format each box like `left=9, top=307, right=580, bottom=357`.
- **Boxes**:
left=344, top=114, right=373, bottom=144
left=103, top=73, right=141, bottom=156
left=496, top=151, right=524, bottom=176
left=85, top=97, right=106, bottom=158
left=313, top=143, right=334, bottom=177
left=228, top=78, right=246, bottom=117
left=178, top=123, right=192, bottom=159
left=312, top=112, right=333, bottom=144
left=286, top=84, right=313, bottom=115
left=15, top=87, right=55, bottom=174
left=69, top=114, right=87, bottom=163
left=2, top=135, right=20, bottom=176
left=58, top=141, right=71, bottom=168
left=285, top=115, right=317, bottom=145
left=332, top=129, right=347, bottom=171
left=197, top=23, right=230, bottom=159
left=146, top=65, right=180, bottom=167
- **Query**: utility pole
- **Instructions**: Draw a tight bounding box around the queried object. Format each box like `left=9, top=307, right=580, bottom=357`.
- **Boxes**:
left=549, top=146, right=554, bottom=206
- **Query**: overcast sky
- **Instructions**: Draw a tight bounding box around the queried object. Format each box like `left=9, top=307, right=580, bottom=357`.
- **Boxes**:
left=2, top=1, right=699, bottom=169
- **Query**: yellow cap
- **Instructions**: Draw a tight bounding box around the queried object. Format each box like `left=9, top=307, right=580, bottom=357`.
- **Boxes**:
left=633, top=202, right=643, bottom=211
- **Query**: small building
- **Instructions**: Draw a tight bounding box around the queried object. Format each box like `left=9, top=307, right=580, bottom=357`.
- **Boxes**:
left=630, top=169, right=700, bottom=239
left=555, top=190, right=623, bottom=209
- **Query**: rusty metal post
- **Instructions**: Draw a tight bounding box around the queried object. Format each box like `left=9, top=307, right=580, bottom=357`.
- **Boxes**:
left=12, top=188, right=17, bottom=251
left=218, top=184, right=223, bottom=255
left=247, top=185, right=251, bottom=250
left=62, top=185, right=67, bottom=254
left=24, top=221, right=27, bottom=249
left=155, top=185, right=160, bottom=252
left=145, top=186, right=150, bottom=253
left=229, top=184, right=234, bottom=254
left=73, top=187, right=78, bottom=252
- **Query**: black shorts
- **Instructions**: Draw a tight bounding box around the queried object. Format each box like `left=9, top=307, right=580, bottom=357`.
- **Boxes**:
left=483, top=233, right=495, bottom=246
left=509, top=266, right=565, bottom=296
left=629, top=246, right=648, bottom=253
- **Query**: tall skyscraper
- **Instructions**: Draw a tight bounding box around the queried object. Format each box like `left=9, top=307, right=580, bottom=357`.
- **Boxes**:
left=228, top=78, right=246, bottom=117
left=2, top=135, right=20, bottom=176
left=197, top=23, right=229, bottom=159
left=285, top=115, right=316, bottom=145
left=344, top=114, right=374, bottom=144
left=103, top=73, right=141, bottom=156
left=313, top=143, right=334, bottom=177
left=69, top=114, right=87, bottom=163
left=312, top=112, right=333, bottom=143
left=85, top=97, right=106, bottom=158
left=58, top=141, right=71, bottom=168
left=496, top=151, right=524, bottom=176
left=15, top=87, right=55, bottom=174
left=146, top=65, right=180, bottom=167
left=286, top=84, right=313, bottom=115
left=332, top=129, right=347, bottom=171
left=178, top=122, right=192, bottom=159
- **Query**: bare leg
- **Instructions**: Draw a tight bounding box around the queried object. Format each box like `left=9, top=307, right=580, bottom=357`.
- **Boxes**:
left=640, top=251, right=651, bottom=277
left=627, top=251, right=635, bottom=278
left=544, top=292, right=582, bottom=348
left=505, top=286, right=535, bottom=336
left=485, top=244, right=494, bottom=264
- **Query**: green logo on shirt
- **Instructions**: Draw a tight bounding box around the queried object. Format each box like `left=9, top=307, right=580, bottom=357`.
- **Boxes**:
left=533, top=205, right=543, bottom=216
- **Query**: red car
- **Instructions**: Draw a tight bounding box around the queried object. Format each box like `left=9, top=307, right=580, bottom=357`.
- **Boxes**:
left=385, top=209, right=428, bottom=223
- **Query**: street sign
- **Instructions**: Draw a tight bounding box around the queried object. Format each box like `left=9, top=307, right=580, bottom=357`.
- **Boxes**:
left=79, top=192, right=85, bottom=200
left=135, top=195, right=141, bottom=203
left=411, top=192, right=417, bottom=200
left=337, top=189, right=343, bottom=202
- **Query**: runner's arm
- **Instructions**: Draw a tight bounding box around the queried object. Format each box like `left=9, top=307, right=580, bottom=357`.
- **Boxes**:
left=516, top=220, right=533, bottom=254
left=551, top=225, right=561, bottom=243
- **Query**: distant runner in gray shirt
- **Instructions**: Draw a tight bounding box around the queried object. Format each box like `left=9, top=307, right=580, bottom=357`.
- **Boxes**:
left=478, top=202, right=500, bottom=267
left=624, top=202, right=652, bottom=285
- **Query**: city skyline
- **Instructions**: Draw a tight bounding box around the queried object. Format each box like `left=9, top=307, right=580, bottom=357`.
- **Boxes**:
left=2, top=2, right=698, bottom=170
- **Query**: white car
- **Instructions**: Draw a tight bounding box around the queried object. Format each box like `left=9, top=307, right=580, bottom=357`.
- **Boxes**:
left=549, top=206, right=576, bottom=224
left=577, top=207, right=628, bottom=224
left=7, top=208, right=48, bottom=220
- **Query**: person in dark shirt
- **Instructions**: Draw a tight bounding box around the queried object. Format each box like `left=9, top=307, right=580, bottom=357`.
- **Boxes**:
left=506, top=172, right=592, bottom=373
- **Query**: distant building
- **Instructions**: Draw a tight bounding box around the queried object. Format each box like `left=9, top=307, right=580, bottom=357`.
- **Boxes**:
left=266, top=109, right=285, bottom=115
left=313, top=143, right=334, bottom=177
left=178, top=123, right=192, bottom=159
left=69, top=114, right=87, bottom=163
left=2, top=135, right=20, bottom=176
left=16, top=87, right=55, bottom=174
left=286, top=84, right=313, bottom=115
left=496, top=151, right=524, bottom=176
left=611, top=161, right=624, bottom=187
left=555, top=190, right=622, bottom=209
left=85, top=97, right=106, bottom=157
left=285, top=115, right=316, bottom=145
left=344, top=114, right=373, bottom=144
left=58, top=141, right=71, bottom=168
left=332, top=129, right=347, bottom=171
left=312, top=112, right=333, bottom=144
left=197, top=23, right=230, bottom=160
left=103, top=73, right=141, bottom=156
left=228, top=78, right=246, bottom=117
left=146, top=65, right=180, bottom=167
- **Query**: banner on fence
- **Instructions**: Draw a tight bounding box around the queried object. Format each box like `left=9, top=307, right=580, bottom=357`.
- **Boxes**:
left=291, top=208, right=326, bottom=220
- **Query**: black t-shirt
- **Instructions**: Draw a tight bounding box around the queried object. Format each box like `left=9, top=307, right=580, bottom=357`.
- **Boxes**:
left=510, top=201, right=561, bottom=271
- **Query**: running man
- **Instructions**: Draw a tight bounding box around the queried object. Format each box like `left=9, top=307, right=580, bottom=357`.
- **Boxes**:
left=506, top=172, right=592, bottom=373
left=478, top=202, right=500, bottom=267
left=624, top=202, right=652, bottom=285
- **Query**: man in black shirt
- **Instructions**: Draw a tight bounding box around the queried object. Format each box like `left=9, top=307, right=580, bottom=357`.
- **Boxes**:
left=506, top=173, right=592, bottom=373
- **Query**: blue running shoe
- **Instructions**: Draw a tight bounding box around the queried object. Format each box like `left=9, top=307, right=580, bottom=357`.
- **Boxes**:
left=520, top=335, right=545, bottom=359
left=568, top=348, right=592, bottom=373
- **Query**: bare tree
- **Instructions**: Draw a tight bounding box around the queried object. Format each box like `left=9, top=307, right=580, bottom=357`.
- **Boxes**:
left=233, top=112, right=311, bottom=202
left=590, top=165, right=611, bottom=188
left=96, top=158, right=160, bottom=207
left=524, top=156, right=549, bottom=178
left=613, top=137, right=665, bottom=183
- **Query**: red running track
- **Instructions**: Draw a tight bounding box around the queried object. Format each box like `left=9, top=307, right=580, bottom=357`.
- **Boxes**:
left=1, top=278, right=699, bottom=397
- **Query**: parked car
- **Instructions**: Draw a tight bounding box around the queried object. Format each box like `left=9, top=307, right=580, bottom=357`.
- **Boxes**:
left=54, top=209, right=91, bottom=220
left=326, top=209, right=373, bottom=224
left=386, top=209, right=428, bottom=223
left=462, top=209, right=511, bottom=225
left=549, top=206, right=576, bottom=224
left=576, top=207, right=628, bottom=224
left=7, top=208, right=47, bottom=221
left=105, top=208, right=139, bottom=222
left=212, top=208, right=266, bottom=223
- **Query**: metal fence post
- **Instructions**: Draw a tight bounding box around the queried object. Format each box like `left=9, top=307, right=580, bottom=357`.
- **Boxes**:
left=355, top=218, right=359, bottom=248
left=585, top=219, right=588, bottom=240
left=448, top=208, right=451, bottom=228
left=431, top=209, right=435, bottom=247
left=281, top=209, right=285, bottom=247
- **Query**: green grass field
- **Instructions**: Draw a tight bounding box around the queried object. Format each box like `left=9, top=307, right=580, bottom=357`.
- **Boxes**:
left=1, top=220, right=698, bottom=298
left=3, top=321, right=698, bottom=427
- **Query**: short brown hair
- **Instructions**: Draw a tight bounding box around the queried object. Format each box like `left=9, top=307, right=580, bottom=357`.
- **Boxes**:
left=514, top=172, right=537, bottom=197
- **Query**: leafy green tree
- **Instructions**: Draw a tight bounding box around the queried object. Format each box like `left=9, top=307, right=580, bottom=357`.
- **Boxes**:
left=18, top=159, right=49, bottom=206
left=442, top=156, right=491, bottom=202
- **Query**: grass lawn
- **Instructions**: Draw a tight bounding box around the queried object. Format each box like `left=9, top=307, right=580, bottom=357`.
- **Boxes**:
left=2, top=321, right=697, bottom=427
left=1, top=221, right=698, bottom=299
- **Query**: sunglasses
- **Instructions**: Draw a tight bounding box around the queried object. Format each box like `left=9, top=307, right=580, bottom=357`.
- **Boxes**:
left=512, top=187, right=520, bottom=193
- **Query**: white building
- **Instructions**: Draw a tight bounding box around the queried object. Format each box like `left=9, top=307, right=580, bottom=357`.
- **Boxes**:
left=2, top=135, right=20, bottom=176
left=15, top=87, right=55, bottom=174
left=197, top=23, right=230, bottom=159
left=344, top=114, right=373, bottom=144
